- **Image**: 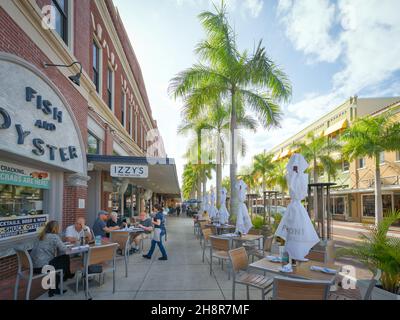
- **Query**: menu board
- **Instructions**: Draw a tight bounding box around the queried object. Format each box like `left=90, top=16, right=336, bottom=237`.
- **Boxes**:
left=0, top=214, right=48, bottom=240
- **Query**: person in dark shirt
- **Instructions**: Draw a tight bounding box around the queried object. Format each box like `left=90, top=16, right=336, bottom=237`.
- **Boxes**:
left=92, top=211, right=120, bottom=238
left=142, top=204, right=167, bottom=260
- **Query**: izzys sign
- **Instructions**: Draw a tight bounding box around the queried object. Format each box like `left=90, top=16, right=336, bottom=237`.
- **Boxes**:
left=0, top=58, right=84, bottom=174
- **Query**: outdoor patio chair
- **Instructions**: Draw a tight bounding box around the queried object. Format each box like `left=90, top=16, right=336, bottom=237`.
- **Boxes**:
left=75, top=243, right=118, bottom=300
left=272, top=276, right=331, bottom=300
left=13, top=248, right=64, bottom=300
left=209, top=236, right=231, bottom=280
left=228, top=247, right=273, bottom=300
left=329, top=269, right=381, bottom=300
left=247, top=236, right=274, bottom=263
left=110, top=231, right=133, bottom=277
left=199, top=221, right=210, bottom=245
left=201, top=228, right=213, bottom=263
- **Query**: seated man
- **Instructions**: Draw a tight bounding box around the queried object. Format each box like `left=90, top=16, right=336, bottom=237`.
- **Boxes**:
left=131, top=211, right=153, bottom=253
left=65, top=217, right=92, bottom=244
left=92, top=210, right=120, bottom=238
left=106, top=212, right=128, bottom=237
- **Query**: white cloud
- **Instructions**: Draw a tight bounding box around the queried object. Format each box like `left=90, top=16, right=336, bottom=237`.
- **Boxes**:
left=238, top=0, right=400, bottom=170
left=277, top=0, right=342, bottom=63
left=172, top=0, right=264, bottom=18
left=277, top=0, right=400, bottom=97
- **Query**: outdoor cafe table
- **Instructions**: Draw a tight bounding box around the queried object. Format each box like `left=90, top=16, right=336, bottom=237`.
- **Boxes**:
left=213, top=233, right=264, bottom=249
left=249, top=258, right=339, bottom=283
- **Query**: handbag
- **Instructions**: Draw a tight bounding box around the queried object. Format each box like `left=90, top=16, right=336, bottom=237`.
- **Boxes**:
left=152, top=228, right=162, bottom=242
left=88, top=264, right=103, bottom=274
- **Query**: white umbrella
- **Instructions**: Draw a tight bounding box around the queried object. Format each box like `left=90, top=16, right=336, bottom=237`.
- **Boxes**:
left=235, top=180, right=253, bottom=234
left=275, top=153, right=320, bottom=261
left=199, top=194, right=208, bottom=218
left=218, top=187, right=230, bottom=224
left=208, top=190, right=218, bottom=219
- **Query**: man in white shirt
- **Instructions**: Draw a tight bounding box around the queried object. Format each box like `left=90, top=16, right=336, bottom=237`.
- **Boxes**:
left=65, top=217, right=92, bottom=244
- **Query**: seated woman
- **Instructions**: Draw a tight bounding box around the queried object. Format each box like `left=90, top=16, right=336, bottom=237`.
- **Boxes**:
left=30, top=220, right=74, bottom=297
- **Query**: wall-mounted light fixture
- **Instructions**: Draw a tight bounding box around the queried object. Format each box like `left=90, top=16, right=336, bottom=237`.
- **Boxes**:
left=43, top=61, right=82, bottom=86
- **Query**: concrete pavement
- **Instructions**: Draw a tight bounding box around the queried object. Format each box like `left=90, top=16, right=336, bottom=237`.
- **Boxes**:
left=36, top=216, right=370, bottom=300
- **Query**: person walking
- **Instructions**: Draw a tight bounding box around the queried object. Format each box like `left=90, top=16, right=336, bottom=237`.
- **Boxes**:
left=142, top=204, right=168, bottom=260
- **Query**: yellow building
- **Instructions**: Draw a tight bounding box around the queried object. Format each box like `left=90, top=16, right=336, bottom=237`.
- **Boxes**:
left=268, top=96, right=400, bottom=223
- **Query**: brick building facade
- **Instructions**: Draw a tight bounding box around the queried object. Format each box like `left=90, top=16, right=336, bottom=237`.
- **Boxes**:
left=0, top=0, right=178, bottom=293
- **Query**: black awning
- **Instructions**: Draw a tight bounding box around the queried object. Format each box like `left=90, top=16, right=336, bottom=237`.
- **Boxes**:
left=87, top=154, right=181, bottom=198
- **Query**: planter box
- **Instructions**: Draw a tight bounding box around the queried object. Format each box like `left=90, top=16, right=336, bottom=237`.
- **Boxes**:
left=357, top=280, right=400, bottom=300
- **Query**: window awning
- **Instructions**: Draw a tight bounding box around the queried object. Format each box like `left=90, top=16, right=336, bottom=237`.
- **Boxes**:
left=279, top=149, right=290, bottom=159
left=324, top=119, right=348, bottom=136
left=87, top=155, right=181, bottom=198
left=271, top=153, right=281, bottom=162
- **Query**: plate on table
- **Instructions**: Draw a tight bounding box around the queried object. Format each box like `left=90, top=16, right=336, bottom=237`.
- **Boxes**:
left=266, top=255, right=282, bottom=263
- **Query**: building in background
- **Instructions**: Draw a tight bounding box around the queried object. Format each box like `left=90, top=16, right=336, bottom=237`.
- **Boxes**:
left=268, top=97, right=400, bottom=224
left=0, top=0, right=180, bottom=282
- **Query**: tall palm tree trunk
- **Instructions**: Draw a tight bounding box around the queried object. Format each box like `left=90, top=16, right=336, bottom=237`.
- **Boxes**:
left=197, top=176, right=201, bottom=201
left=313, top=157, right=319, bottom=222
left=230, top=90, right=238, bottom=218
left=216, top=135, right=222, bottom=207
left=374, top=155, right=383, bottom=225
left=196, top=131, right=202, bottom=202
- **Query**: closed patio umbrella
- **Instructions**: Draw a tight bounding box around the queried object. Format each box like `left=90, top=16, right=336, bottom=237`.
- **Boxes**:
left=218, top=187, right=230, bottom=224
left=208, top=190, right=218, bottom=220
left=235, top=180, right=253, bottom=234
left=275, top=153, right=320, bottom=261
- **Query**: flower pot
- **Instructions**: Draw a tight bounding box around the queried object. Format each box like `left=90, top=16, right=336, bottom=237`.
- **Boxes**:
left=357, top=280, right=400, bottom=300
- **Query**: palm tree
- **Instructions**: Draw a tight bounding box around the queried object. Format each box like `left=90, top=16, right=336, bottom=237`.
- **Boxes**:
left=297, top=132, right=341, bottom=220
left=252, top=153, right=275, bottom=215
left=169, top=2, right=291, bottom=218
left=342, top=113, right=400, bottom=224
left=297, top=132, right=342, bottom=184
left=269, top=160, right=288, bottom=205
left=204, top=101, right=257, bottom=205
left=177, top=116, right=211, bottom=201
left=182, top=163, right=201, bottom=199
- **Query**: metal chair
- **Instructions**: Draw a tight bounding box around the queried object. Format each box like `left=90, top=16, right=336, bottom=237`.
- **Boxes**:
left=272, top=276, right=332, bottom=300
left=228, top=247, right=273, bottom=300
left=110, top=231, right=132, bottom=277
left=75, top=243, right=118, bottom=299
left=13, top=248, right=64, bottom=300
left=201, top=228, right=213, bottom=263
left=209, top=236, right=231, bottom=280
left=247, top=236, right=274, bottom=262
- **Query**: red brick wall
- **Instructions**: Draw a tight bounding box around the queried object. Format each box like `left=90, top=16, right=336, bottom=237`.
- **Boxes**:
left=0, top=7, right=89, bottom=281
left=0, top=255, right=17, bottom=282
left=62, top=175, right=88, bottom=229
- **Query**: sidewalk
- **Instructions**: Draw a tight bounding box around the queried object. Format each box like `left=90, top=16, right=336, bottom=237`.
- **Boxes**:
left=37, top=216, right=267, bottom=300
left=35, top=216, right=369, bottom=300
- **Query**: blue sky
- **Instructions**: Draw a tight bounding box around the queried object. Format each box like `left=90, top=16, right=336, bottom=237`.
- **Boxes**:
left=113, top=0, right=400, bottom=188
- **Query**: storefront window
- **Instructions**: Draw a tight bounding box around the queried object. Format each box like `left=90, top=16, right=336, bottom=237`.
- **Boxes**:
left=362, top=194, right=392, bottom=217
left=330, top=196, right=346, bottom=215
left=0, top=185, right=43, bottom=218
left=87, top=132, right=100, bottom=155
